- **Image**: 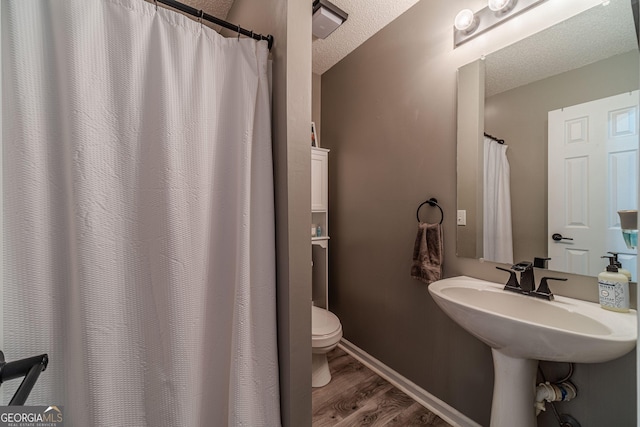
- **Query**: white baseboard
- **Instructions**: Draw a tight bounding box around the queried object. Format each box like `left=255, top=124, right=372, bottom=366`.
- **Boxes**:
left=338, top=339, right=483, bottom=427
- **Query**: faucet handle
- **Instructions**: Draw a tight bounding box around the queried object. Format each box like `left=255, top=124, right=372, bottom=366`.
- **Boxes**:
left=532, top=277, right=568, bottom=300
left=534, top=257, right=551, bottom=269
left=496, top=266, right=522, bottom=292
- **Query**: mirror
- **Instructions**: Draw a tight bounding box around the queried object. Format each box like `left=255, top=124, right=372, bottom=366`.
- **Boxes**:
left=457, top=0, right=640, bottom=278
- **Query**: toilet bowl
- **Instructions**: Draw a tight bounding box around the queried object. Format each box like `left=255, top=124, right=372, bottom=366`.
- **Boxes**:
left=311, top=305, right=343, bottom=387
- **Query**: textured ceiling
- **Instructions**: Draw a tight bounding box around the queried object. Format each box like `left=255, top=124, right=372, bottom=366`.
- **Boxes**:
left=311, top=0, right=420, bottom=74
left=485, top=1, right=639, bottom=97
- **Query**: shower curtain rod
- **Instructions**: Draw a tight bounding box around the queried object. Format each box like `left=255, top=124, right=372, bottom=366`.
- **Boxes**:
left=484, top=132, right=505, bottom=144
left=155, top=0, right=274, bottom=50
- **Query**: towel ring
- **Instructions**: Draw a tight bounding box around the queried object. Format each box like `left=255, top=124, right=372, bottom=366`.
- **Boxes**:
left=416, top=198, right=443, bottom=224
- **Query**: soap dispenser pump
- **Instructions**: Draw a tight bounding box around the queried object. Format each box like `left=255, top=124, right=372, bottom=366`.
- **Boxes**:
left=598, top=255, right=630, bottom=312
left=607, top=251, right=632, bottom=282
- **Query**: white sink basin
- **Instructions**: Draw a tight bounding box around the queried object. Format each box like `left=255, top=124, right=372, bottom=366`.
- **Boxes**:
left=428, top=276, right=636, bottom=363
left=429, top=276, right=637, bottom=427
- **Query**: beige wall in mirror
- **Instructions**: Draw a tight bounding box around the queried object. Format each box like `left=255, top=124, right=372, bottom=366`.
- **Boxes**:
left=456, top=60, right=484, bottom=258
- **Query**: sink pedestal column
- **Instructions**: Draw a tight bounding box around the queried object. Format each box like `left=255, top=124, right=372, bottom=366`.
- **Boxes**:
left=490, top=349, right=538, bottom=427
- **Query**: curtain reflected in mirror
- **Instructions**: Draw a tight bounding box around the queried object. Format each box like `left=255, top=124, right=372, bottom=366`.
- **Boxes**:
left=483, top=136, right=513, bottom=264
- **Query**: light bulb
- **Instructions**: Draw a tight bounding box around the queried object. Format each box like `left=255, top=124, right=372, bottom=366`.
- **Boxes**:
left=454, top=9, right=477, bottom=32
left=488, top=0, right=515, bottom=12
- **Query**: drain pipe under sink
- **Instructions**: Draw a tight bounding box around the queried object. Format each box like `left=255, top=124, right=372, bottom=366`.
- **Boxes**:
left=535, top=381, right=577, bottom=415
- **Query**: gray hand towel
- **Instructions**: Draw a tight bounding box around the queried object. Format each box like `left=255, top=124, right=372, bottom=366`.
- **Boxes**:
left=411, top=222, right=443, bottom=284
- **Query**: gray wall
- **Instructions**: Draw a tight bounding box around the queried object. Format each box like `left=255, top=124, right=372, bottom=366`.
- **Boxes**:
left=486, top=51, right=640, bottom=263
left=321, top=1, right=637, bottom=426
left=227, top=2, right=312, bottom=426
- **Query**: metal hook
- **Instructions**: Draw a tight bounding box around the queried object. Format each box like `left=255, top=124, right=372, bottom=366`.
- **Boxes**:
left=154, top=0, right=158, bottom=10
left=198, top=9, right=203, bottom=26
left=250, top=30, right=254, bottom=40
left=237, top=25, right=241, bottom=40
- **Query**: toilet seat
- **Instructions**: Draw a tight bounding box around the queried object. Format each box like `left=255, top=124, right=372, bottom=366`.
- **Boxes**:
left=312, top=306, right=342, bottom=348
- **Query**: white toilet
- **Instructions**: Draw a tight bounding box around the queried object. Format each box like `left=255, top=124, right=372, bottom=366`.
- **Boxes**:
left=311, top=305, right=343, bottom=387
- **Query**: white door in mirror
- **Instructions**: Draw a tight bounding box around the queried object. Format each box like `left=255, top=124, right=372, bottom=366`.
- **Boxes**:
left=548, top=91, right=639, bottom=278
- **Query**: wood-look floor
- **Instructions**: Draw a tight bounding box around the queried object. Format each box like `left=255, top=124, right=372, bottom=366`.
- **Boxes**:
left=312, top=347, right=453, bottom=427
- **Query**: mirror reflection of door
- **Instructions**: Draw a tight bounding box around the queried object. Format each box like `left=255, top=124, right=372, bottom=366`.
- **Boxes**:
left=548, top=91, right=639, bottom=279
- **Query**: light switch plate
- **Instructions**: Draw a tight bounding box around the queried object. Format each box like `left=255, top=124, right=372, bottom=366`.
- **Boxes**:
left=457, top=210, right=467, bottom=226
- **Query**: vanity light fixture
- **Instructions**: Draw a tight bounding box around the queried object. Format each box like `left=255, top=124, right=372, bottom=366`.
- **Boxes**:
left=488, top=0, right=516, bottom=13
left=454, top=0, right=546, bottom=48
left=312, top=0, right=348, bottom=39
left=454, top=9, right=478, bottom=32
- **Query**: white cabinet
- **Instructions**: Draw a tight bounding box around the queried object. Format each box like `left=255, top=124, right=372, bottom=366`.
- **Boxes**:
left=311, top=147, right=329, bottom=309
left=311, top=148, right=329, bottom=212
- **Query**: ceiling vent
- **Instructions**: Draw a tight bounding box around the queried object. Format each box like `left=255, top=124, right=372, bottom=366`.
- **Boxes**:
left=312, top=0, right=348, bottom=39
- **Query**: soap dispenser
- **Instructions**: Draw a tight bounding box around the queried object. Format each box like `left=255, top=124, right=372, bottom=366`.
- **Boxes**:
left=607, top=251, right=632, bottom=282
left=598, top=256, right=630, bottom=312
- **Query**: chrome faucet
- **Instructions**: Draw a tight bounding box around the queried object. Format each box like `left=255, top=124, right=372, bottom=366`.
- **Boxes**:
left=496, top=261, right=567, bottom=301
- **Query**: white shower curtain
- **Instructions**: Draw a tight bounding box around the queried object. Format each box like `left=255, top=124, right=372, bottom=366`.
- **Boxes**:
left=2, top=0, right=280, bottom=425
left=483, top=137, right=514, bottom=264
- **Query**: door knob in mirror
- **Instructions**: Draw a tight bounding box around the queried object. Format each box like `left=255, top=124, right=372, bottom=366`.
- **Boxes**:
left=552, top=233, right=574, bottom=242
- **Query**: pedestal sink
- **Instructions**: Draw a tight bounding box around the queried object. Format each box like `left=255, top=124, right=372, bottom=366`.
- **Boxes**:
left=428, top=276, right=637, bottom=427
